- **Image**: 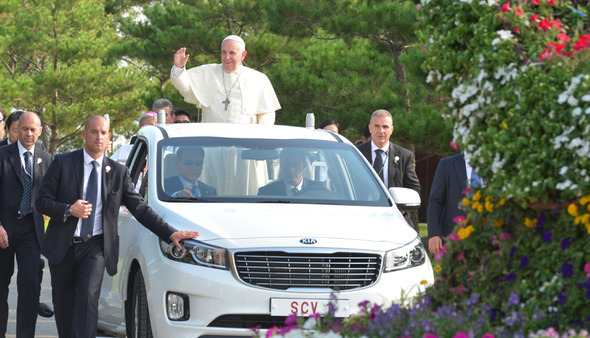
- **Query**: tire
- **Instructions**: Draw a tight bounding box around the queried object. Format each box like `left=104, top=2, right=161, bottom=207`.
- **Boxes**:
left=127, top=270, right=153, bottom=338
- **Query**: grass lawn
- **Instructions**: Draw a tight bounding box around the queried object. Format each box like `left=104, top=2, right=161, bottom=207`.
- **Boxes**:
left=419, top=223, right=427, bottom=238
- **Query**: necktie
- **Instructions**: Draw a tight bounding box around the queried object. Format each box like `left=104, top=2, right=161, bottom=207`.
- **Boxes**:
left=470, top=169, right=482, bottom=189
left=191, top=184, right=201, bottom=198
left=373, top=149, right=385, bottom=183
left=19, top=151, right=32, bottom=215
left=81, top=161, right=98, bottom=241
left=291, top=187, right=299, bottom=196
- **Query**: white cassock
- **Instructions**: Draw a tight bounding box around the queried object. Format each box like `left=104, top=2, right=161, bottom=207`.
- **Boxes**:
left=170, top=63, right=281, bottom=195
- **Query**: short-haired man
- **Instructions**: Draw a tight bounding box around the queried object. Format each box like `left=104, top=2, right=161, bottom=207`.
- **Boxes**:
left=164, top=147, right=216, bottom=197
left=36, top=115, right=198, bottom=337
left=173, top=109, right=191, bottom=123
left=171, top=35, right=281, bottom=125
left=357, top=110, right=421, bottom=229
left=258, top=149, right=324, bottom=196
left=0, top=110, right=25, bottom=146
left=130, top=112, right=157, bottom=145
left=0, top=112, right=53, bottom=337
left=152, top=98, right=174, bottom=124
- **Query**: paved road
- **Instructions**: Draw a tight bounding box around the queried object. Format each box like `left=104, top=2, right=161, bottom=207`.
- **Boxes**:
left=6, top=257, right=116, bottom=337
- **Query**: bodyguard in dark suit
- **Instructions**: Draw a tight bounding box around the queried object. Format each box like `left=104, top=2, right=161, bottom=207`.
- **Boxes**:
left=427, top=152, right=477, bottom=254
left=357, top=109, right=421, bottom=228
left=35, top=116, right=199, bottom=338
left=258, top=148, right=325, bottom=196
left=164, top=146, right=217, bottom=197
left=0, top=112, right=53, bottom=337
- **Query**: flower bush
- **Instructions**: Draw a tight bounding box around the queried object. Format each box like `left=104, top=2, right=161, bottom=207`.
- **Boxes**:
left=262, top=0, right=590, bottom=336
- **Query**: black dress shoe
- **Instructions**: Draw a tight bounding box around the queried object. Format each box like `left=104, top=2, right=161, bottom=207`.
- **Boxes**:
left=38, top=302, right=54, bottom=318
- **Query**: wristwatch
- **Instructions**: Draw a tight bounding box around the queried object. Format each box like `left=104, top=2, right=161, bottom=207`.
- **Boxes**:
left=64, top=205, right=72, bottom=218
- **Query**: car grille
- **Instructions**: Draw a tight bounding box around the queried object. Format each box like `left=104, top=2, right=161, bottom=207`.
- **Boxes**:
left=234, top=251, right=381, bottom=290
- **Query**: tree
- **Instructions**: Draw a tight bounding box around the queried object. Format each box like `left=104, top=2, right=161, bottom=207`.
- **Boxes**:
left=0, top=0, right=148, bottom=154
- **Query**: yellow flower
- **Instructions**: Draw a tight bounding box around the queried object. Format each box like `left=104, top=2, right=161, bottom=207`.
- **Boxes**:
left=458, top=225, right=474, bottom=240
left=502, top=123, right=508, bottom=129
left=485, top=201, right=494, bottom=213
left=580, top=195, right=590, bottom=206
left=494, top=219, right=504, bottom=227
left=586, top=223, right=590, bottom=234
left=498, top=198, right=506, bottom=206
left=473, top=190, right=482, bottom=201
left=463, top=197, right=471, bottom=207
left=524, top=217, right=537, bottom=228
left=434, top=265, right=442, bottom=273
left=485, top=196, right=493, bottom=203
left=420, top=279, right=428, bottom=285
left=477, top=204, right=484, bottom=213
left=568, top=203, right=579, bottom=217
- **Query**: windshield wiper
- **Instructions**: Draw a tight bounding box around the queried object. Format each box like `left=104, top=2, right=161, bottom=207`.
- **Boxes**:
left=256, top=200, right=292, bottom=203
left=161, top=197, right=215, bottom=202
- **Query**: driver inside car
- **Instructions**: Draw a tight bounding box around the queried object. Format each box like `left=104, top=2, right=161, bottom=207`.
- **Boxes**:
left=258, top=148, right=325, bottom=196
left=165, top=146, right=217, bottom=198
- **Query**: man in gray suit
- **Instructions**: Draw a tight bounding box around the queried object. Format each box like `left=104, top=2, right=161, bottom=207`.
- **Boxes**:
left=357, top=109, right=421, bottom=229
left=0, top=112, right=53, bottom=337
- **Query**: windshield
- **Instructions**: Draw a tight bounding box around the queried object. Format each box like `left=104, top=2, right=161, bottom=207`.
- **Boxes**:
left=156, top=137, right=390, bottom=206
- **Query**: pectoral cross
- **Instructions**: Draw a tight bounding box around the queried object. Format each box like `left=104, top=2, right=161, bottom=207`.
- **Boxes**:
left=222, top=97, right=230, bottom=110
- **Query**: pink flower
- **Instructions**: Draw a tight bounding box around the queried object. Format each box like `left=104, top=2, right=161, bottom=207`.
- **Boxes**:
left=435, top=245, right=448, bottom=261
left=515, top=8, right=524, bottom=16
left=529, top=14, right=539, bottom=21
left=416, top=4, right=420, bottom=10
left=448, top=233, right=461, bottom=242
left=453, top=332, right=469, bottom=338
left=450, top=140, right=458, bottom=150
left=421, top=43, right=425, bottom=53
left=501, top=2, right=510, bottom=12
left=557, top=33, right=570, bottom=43
left=532, top=0, right=540, bottom=4
left=499, top=232, right=512, bottom=240
left=548, top=0, right=555, bottom=5
left=462, top=187, right=472, bottom=195
left=584, top=262, right=590, bottom=279
left=266, top=326, right=278, bottom=338
left=458, top=252, right=465, bottom=261
left=425, top=334, right=439, bottom=338
left=467, top=271, right=473, bottom=279
left=439, top=97, right=445, bottom=101
left=482, top=334, right=495, bottom=338
left=453, top=216, right=466, bottom=223
left=492, top=235, right=498, bottom=246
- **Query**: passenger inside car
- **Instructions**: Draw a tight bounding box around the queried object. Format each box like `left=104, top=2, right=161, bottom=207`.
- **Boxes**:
left=164, top=146, right=217, bottom=197
left=258, top=148, right=326, bottom=196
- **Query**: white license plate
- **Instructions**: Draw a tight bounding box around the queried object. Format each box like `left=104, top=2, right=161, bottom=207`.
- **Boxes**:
left=270, top=298, right=350, bottom=317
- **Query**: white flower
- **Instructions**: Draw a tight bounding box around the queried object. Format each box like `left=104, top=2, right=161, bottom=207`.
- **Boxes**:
left=559, top=166, right=568, bottom=175
left=302, top=317, right=317, bottom=330
left=572, top=107, right=582, bottom=116
left=567, top=96, right=579, bottom=106
left=581, top=94, right=590, bottom=102
left=497, top=30, right=513, bottom=40
left=36, top=158, right=42, bottom=164
left=105, top=166, right=111, bottom=173
left=394, top=156, right=400, bottom=163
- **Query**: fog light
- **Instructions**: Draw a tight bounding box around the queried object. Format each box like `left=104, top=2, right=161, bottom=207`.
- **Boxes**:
left=166, top=292, right=189, bottom=321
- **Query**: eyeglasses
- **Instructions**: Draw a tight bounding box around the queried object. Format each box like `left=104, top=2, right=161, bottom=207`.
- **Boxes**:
left=180, top=159, right=204, bottom=166
left=174, top=120, right=190, bottom=123
left=0, top=118, right=4, bottom=122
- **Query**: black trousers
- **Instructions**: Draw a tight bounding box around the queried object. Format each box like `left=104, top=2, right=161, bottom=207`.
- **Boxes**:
left=49, top=235, right=105, bottom=338
left=0, top=215, right=41, bottom=338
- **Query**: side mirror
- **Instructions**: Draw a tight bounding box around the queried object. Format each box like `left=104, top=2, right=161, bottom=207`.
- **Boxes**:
left=388, top=187, right=421, bottom=211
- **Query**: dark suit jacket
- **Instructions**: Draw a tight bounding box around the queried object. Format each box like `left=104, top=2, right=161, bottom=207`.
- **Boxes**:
left=357, top=141, right=421, bottom=193
left=258, top=178, right=325, bottom=196
left=426, top=153, right=468, bottom=238
left=36, top=149, right=176, bottom=276
left=164, top=176, right=217, bottom=197
left=0, top=142, right=53, bottom=248
left=0, top=139, right=7, bottom=147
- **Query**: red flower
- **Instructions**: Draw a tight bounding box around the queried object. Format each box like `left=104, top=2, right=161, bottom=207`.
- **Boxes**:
left=501, top=2, right=511, bottom=12
left=532, top=0, right=540, bottom=4
left=539, top=47, right=553, bottom=61
left=515, top=8, right=524, bottom=16
left=547, top=42, right=566, bottom=54
left=551, top=19, right=563, bottom=30
left=513, top=27, right=520, bottom=33
left=573, top=35, right=590, bottom=51
left=548, top=0, right=555, bottom=5
left=529, top=14, right=539, bottom=21
left=537, top=18, right=552, bottom=31
left=557, top=33, right=570, bottom=43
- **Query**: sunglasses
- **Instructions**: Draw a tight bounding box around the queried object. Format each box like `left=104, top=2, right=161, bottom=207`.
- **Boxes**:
left=180, top=159, right=204, bottom=166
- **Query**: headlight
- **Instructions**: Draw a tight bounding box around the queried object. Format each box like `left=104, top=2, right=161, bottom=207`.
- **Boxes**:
left=159, top=239, right=229, bottom=270
left=383, top=236, right=426, bottom=272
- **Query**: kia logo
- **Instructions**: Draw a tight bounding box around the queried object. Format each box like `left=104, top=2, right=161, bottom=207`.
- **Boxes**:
left=299, top=238, right=317, bottom=245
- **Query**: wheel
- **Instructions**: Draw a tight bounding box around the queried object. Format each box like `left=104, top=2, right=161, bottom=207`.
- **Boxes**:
left=126, top=269, right=153, bottom=338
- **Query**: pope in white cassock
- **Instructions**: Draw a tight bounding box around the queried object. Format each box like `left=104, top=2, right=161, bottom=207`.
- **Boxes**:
left=170, top=35, right=281, bottom=195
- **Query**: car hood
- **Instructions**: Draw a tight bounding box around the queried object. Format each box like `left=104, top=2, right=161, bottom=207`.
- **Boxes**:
left=156, top=203, right=419, bottom=252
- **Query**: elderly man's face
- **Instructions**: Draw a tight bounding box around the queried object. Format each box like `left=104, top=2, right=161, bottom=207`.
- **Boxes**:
left=369, top=115, right=393, bottom=148
left=176, top=150, right=204, bottom=184
left=280, top=154, right=306, bottom=187
left=221, top=40, right=246, bottom=73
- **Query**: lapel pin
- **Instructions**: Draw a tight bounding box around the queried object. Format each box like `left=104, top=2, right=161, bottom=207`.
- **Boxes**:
left=394, top=156, right=400, bottom=164
left=105, top=165, right=111, bottom=173
left=37, top=158, right=42, bottom=164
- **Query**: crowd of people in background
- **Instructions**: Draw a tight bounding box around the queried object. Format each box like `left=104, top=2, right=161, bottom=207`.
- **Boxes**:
left=0, top=33, right=469, bottom=337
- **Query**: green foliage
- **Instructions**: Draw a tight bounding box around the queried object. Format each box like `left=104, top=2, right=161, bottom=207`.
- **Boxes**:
left=0, top=0, right=147, bottom=153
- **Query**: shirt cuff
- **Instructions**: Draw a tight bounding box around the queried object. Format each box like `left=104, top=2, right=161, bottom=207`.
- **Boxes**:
left=171, top=65, right=184, bottom=77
